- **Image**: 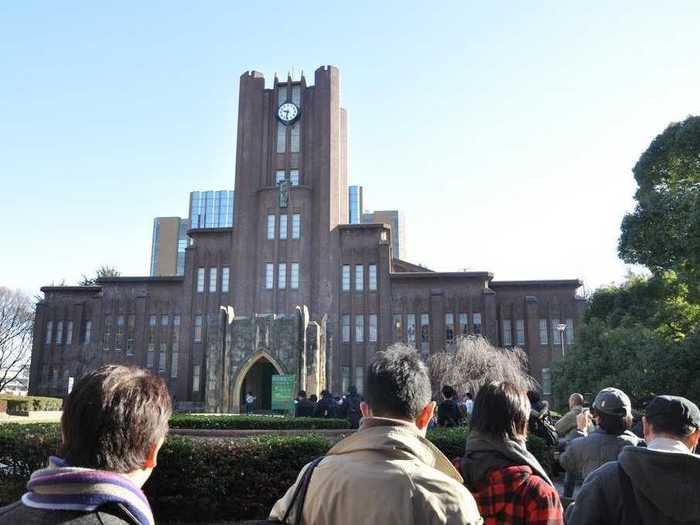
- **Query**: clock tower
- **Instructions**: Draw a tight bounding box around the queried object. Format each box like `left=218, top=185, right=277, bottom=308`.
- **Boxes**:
left=230, top=66, right=348, bottom=322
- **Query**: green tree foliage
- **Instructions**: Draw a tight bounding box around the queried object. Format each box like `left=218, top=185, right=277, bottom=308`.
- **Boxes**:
left=619, top=116, right=700, bottom=294
left=79, top=265, right=121, bottom=286
left=553, top=273, right=700, bottom=407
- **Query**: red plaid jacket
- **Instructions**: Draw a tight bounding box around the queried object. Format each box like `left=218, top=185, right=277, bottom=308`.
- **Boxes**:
left=469, top=465, right=563, bottom=525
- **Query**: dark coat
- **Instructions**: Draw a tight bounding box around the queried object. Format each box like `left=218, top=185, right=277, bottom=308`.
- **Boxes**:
left=437, top=399, right=462, bottom=427
left=295, top=398, right=315, bottom=417
left=0, top=500, right=139, bottom=525
left=314, top=394, right=337, bottom=418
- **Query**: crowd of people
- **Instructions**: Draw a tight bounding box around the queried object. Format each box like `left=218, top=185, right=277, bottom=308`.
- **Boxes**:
left=2, top=345, right=699, bottom=525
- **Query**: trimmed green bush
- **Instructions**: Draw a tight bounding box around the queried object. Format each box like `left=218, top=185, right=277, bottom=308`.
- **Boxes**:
left=169, top=414, right=350, bottom=430
left=0, top=422, right=555, bottom=522
left=0, top=395, right=63, bottom=414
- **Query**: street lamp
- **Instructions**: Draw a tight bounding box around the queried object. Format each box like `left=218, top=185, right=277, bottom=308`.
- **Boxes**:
left=556, top=323, right=567, bottom=358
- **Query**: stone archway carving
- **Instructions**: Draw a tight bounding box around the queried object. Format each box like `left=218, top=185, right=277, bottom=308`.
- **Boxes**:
left=230, top=350, right=286, bottom=413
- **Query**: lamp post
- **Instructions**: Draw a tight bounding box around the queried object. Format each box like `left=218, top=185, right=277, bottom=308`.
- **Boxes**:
left=557, top=323, right=567, bottom=358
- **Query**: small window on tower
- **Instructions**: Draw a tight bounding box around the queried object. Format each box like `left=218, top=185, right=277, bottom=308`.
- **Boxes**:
left=275, top=170, right=286, bottom=185
left=291, top=85, right=301, bottom=105
left=289, top=170, right=299, bottom=186
left=276, top=122, right=286, bottom=153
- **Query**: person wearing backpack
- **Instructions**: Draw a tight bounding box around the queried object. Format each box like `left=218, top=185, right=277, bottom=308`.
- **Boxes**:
left=267, top=344, right=483, bottom=525
left=566, top=395, right=700, bottom=524
left=437, top=385, right=462, bottom=427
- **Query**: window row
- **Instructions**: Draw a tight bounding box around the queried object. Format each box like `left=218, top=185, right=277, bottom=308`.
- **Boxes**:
left=341, top=314, right=379, bottom=344
left=196, top=266, right=230, bottom=293
left=537, top=318, right=574, bottom=346
left=44, top=320, right=75, bottom=346
left=266, top=214, right=301, bottom=240
left=276, top=122, right=301, bottom=153
left=275, top=169, right=300, bottom=186
left=341, top=366, right=365, bottom=395
left=264, top=263, right=300, bottom=290
left=442, top=312, right=483, bottom=343
left=341, top=264, right=378, bottom=292
left=102, top=314, right=181, bottom=361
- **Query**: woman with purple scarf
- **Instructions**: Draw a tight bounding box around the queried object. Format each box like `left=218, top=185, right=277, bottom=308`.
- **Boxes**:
left=0, top=365, right=172, bottom=525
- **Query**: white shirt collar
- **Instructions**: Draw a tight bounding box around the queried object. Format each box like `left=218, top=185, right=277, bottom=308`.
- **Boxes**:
left=647, top=436, right=692, bottom=454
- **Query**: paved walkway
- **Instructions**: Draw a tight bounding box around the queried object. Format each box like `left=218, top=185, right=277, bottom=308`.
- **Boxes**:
left=0, top=411, right=61, bottom=423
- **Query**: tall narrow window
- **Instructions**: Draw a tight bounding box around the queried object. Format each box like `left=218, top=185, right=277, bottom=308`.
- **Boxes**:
left=278, top=263, right=287, bottom=289
left=459, top=313, right=468, bottom=335
left=355, top=264, right=364, bottom=291
left=82, top=320, right=92, bottom=344
left=292, top=214, right=300, bottom=239
left=146, top=315, right=156, bottom=366
left=355, top=315, right=364, bottom=343
left=221, top=267, right=230, bottom=293
left=368, top=264, right=377, bottom=291
left=265, top=263, right=274, bottom=289
left=502, top=320, right=512, bottom=346
left=445, top=313, right=455, bottom=343
left=552, top=318, right=561, bottom=345
left=566, top=318, right=574, bottom=344
left=275, top=170, right=286, bottom=185
left=420, top=314, right=430, bottom=352
left=45, top=320, right=53, bottom=344
left=171, top=315, right=180, bottom=379
left=267, top=215, right=275, bottom=240
left=355, top=366, right=364, bottom=395
left=473, top=313, right=482, bottom=335
left=289, top=170, right=299, bottom=186
left=290, top=123, right=300, bottom=152
left=65, top=321, right=73, bottom=345
left=516, top=319, right=525, bottom=346
left=279, top=215, right=288, bottom=240
left=209, top=268, right=217, bottom=293
left=290, top=263, right=299, bottom=289
left=115, top=315, right=124, bottom=352
left=393, top=314, right=403, bottom=341
left=342, top=315, right=350, bottom=343
left=56, top=321, right=64, bottom=345
left=159, top=342, right=167, bottom=373
left=539, top=319, right=549, bottom=345
left=126, top=314, right=135, bottom=355
left=407, top=314, right=416, bottom=346
left=192, top=365, right=201, bottom=392
left=103, top=315, right=112, bottom=352
left=342, top=265, right=350, bottom=291
left=194, top=315, right=203, bottom=343
left=276, top=122, right=286, bottom=153
left=342, top=367, right=350, bottom=394
left=291, top=85, right=301, bottom=105
left=369, top=314, right=378, bottom=342
left=542, top=368, right=552, bottom=395
left=196, top=268, right=205, bottom=293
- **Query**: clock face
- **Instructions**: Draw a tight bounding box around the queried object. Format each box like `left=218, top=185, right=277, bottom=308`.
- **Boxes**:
left=277, top=102, right=299, bottom=124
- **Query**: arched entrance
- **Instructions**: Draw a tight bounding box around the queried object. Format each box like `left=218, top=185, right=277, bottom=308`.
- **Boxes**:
left=232, top=351, right=285, bottom=414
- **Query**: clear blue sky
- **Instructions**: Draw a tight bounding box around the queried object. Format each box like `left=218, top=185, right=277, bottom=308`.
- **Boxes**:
left=2, top=1, right=699, bottom=297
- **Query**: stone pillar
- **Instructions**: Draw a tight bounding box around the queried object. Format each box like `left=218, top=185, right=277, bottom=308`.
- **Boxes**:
left=306, top=322, right=321, bottom=397
left=296, top=305, right=310, bottom=391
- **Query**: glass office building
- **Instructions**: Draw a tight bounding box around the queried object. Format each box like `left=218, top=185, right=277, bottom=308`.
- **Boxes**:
left=348, top=185, right=363, bottom=224
left=150, top=217, right=190, bottom=276
left=189, top=190, right=234, bottom=229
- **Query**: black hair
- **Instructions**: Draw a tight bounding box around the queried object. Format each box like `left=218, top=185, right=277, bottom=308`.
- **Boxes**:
left=61, top=365, right=172, bottom=473
left=442, top=385, right=456, bottom=399
left=365, top=344, right=432, bottom=420
left=466, top=392, right=473, bottom=400
left=297, top=390, right=307, bottom=398
left=472, top=382, right=530, bottom=441
left=595, top=410, right=633, bottom=435
left=646, top=413, right=693, bottom=437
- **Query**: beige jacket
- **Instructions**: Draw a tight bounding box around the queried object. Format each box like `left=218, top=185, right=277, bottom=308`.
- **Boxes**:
left=269, top=417, right=483, bottom=525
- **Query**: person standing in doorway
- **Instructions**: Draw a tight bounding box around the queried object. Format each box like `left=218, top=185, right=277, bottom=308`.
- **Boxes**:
left=245, top=391, right=256, bottom=415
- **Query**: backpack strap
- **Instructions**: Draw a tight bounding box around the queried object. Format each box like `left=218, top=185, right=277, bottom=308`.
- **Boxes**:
left=617, top=463, right=642, bottom=525
left=281, top=456, right=325, bottom=525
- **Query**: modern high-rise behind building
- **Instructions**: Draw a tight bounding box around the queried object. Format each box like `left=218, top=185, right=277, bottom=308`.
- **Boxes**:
left=348, top=185, right=363, bottom=224
left=150, top=217, right=190, bottom=276
left=362, top=210, right=406, bottom=259
left=189, top=190, right=234, bottom=229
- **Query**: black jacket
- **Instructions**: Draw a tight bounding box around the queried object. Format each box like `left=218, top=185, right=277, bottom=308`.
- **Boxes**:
left=437, top=399, right=462, bottom=427
left=314, top=394, right=337, bottom=418
left=0, top=500, right=139, bottom=525
left=295, top=398, right=315, bottom=417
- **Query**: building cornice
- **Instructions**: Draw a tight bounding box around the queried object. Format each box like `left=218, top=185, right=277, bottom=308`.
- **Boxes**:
left=96, top=276, right=184, bottom=284
left=390, top=271, right=493, bottom=280
left=490, top=279, right=583, bottom=288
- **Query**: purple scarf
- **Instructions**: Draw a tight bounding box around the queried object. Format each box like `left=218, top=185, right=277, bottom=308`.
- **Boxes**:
left=22, top=457, right=154, bottom=525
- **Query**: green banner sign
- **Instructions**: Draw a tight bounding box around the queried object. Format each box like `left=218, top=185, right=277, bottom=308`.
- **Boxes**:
left=271, top=374, right=296, bottom=412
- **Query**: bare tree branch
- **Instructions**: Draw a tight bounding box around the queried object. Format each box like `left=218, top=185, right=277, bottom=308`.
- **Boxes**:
left=0, top=287, right=33, bottom=393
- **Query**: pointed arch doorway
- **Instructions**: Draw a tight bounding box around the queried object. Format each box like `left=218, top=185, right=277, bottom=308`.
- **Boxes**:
left=231, top=351, right=285, bottom=414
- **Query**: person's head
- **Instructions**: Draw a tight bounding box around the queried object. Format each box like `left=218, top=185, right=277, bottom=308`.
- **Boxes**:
left=297, top=390, right=307, bottom=399
left=442, top=385, right=456, bottom=400
left=361, top=344, right=434, bottom=433
left=349, top=385, right=358, bottom=396
left=466, top=392, right=473, bottom=400
left=592, top=387, right=633, bottom=435
left=310, top=394, right=317, bottom=403
left=320, top=389, right=328, bottom=397
left=61, top=365, right=171, bottom=487
left=472, top=382, right=530, bottom=443
left=569, top=393, right=584, bottom=410
left=643, top=395, right=700, bottom=452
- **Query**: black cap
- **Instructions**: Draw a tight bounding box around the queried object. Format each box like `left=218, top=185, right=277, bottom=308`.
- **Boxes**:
left=645, top=395, right=700, bottom=435
left=593, top=387, right=632, bottom=418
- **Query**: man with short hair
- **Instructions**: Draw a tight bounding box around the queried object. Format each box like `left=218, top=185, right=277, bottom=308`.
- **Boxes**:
left=437, top=384, right=462, bottom=427
left=556, top=393, right=586, bottom=441
left=560, top=387, right=640, bottom=482
left=269, top=344, right=483, bottom=524
left=0, top=365, right=172, bottom=525
left=295, top=390, right=315, bottom=417
left=566, top=395, right=700, bottom=524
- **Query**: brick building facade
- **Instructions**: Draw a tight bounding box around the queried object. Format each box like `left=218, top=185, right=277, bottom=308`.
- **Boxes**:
left=29, top=65, right=584, bottom=410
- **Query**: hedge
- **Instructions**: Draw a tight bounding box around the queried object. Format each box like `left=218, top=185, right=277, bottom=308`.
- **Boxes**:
left=0, top=423, right=554, bottom=522
left=169, top=414, right=350, bottom=430
left=0, top=395, right=62, bottom=414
